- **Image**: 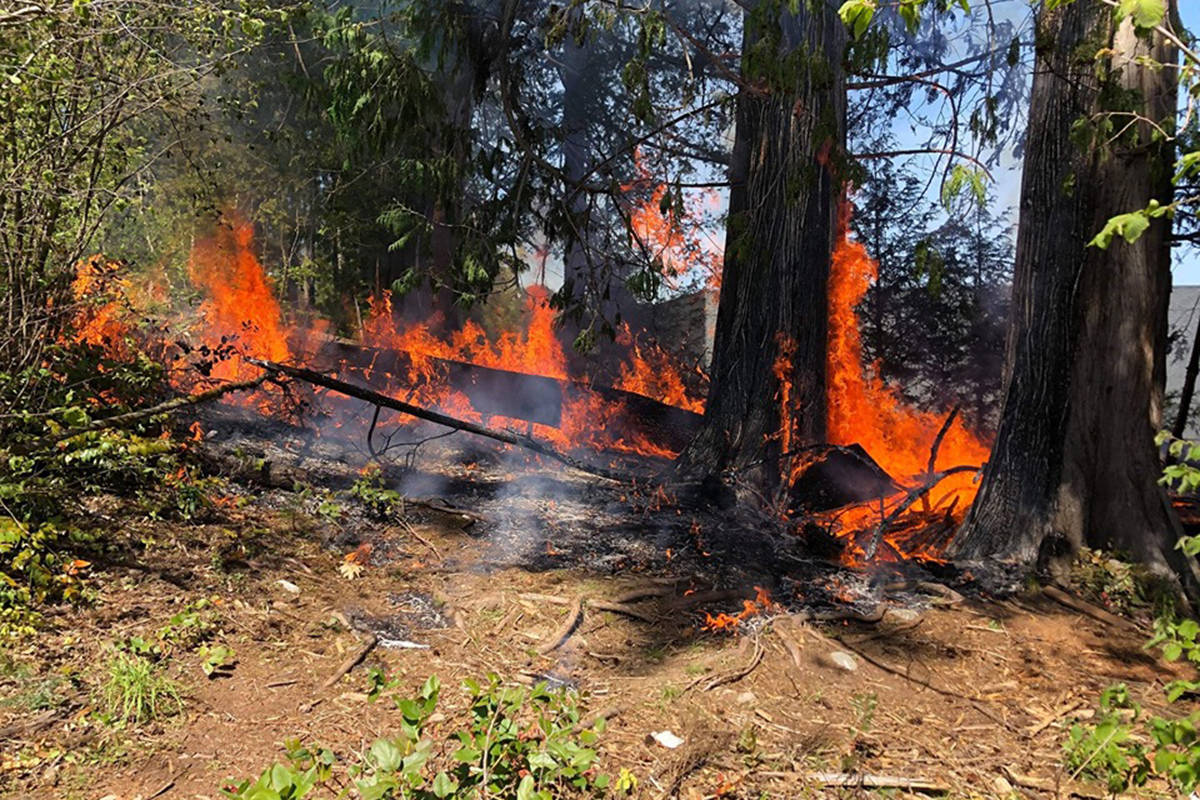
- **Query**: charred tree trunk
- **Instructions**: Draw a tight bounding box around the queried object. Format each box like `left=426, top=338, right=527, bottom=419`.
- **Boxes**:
left=951, top=1, right=1198, bottom=597
left=1173, top=309, right=1200, bottom=438
left=679, top=0, right=845, bottom=488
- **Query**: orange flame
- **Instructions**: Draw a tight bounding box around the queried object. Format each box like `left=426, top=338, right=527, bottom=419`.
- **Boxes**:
left=624, top=151, right=723, bottom=291
left=188, top=216, right=291, bottom=384
left=702, top=586, right=777, bottom=632
left=824, top=201, right=991, bottom=562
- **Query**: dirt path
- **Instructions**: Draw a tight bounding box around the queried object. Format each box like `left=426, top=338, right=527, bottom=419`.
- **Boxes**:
left=0, top=473, right=1191, bottom=799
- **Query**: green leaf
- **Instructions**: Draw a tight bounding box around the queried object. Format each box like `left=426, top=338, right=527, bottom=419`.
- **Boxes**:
left=1115, top=0, right=1167, bottom=30
left=1089, top=211, right=1151, bottom=249
left=517, top=774, right=537, bottom=800
left=431, top=771, right=457, bottom=798
left=837, top=1, right=876, bottom=39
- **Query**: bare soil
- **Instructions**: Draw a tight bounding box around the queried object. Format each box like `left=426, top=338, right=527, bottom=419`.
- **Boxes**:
left=0, top=451, right=1193, bottom=800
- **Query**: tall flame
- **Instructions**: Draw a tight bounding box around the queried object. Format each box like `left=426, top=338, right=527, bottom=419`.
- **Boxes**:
left=825, top=201, right=991, bottom=558
left=187, top=216, right=292, bottom=384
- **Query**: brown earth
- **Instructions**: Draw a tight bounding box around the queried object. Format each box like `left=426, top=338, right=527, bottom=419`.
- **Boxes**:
left=0, top=463, right=1194, bottom=800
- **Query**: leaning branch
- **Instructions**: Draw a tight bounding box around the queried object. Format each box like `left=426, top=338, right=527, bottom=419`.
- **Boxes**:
left=248, top=359, right=627, bottom=482
left=44, top=375, right=267, bottom=448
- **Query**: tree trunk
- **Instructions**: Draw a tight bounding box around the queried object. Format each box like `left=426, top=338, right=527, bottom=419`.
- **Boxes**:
left=679, top=0, right=845, bottom=488
left=1173, top=308, right=1200, bottom=438
left=951, top=1, right=1198, bottom=597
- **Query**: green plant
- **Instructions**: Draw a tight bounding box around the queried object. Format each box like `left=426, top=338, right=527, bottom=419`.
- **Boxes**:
left=158, top=598, right=218, bottom=650
left=198, top=644, right=237, bottom=678
left=223, top=673, right=612, bottom=799
left=100, top=650, right=183, bottom=724
left=349, top=467, right=404, bottom=519
left=1064, top=685, right=1148, bottom=794
left=850, top=691, right=877, bottom=735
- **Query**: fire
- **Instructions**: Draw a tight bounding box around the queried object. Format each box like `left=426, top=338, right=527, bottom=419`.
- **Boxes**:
left=623, top=151, right=723, bottom=291
left=702, top=586, right=777, bottom=632
left=187, top=215, right=292, bottom=384
left=358, top=285, right=703, bottom=458
left=614, top=325, right=705, bottom=414
left=824, top=201, right=991, bottom=562
left=66, top=255, right=132, bottom=354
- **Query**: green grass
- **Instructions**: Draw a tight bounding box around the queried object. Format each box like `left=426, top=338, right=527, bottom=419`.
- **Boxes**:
left=100, top=651, right=183, bottom=724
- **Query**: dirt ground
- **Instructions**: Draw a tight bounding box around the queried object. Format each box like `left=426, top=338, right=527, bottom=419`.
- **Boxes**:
left=1, top=455, right=1195, bottom=800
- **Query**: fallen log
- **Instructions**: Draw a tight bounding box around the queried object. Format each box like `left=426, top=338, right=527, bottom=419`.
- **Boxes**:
left=248, top=359, right=628, bottom=481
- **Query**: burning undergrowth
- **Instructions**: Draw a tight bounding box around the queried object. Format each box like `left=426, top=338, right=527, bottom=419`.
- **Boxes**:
left=65, top=194, right=1000, bottom=608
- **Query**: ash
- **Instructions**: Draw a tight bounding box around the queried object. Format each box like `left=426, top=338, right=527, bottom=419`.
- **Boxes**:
left=192, top=404, right=997, bottom=615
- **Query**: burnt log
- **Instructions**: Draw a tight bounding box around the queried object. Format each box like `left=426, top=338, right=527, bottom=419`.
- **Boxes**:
left=314, top=338, right=703, bottom=453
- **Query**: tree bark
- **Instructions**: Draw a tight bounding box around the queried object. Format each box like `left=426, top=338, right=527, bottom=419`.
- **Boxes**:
left=951, top=1, right=1198, bottom=597
left=1173, top=307, right=1200, bottom=438
left=679, top=0, right=845, bottom=488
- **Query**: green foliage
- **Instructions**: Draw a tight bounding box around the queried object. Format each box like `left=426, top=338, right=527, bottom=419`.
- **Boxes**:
left=1064, top=442, right=1200, bottom=794
left=1064, top=685, right=1149, bottom=793
left=349, top=467, right=405, bottom=519
left=1069, top=548, right=1164, bottom=615
left=223, top=674, right=615, bottom=799
left=99, top=649, right=184, bottom=725
left=198, top=644, right=238, bottom=678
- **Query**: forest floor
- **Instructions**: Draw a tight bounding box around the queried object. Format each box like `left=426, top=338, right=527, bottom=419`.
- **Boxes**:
left=0, top=432, right=1194, bottom=800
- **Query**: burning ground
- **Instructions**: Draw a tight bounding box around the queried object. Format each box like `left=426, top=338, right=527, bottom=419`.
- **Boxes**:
left=5, top=210, right=1184, bottom=798
left=1, top=440, right=1195, bottom=799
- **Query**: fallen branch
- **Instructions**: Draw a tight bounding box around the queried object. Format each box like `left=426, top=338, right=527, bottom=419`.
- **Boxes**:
left=863, top=465, right=981, bottom=559
left=1000, top=766, right=1106, bottom=799
left=519, top=592, right=656, bottom=623
left=789, top=772, right=949, bottom=794
left=702, top=639, right=765, bottom=691
left=44, top=375, right=267, bottom=448
left=1043, top=585, right=1142, bottom=634
left=249, top=359, right=627, bottom=481
left=538, top=595, right=586, bottom=654
left=322, top=633, right=378, bottom=689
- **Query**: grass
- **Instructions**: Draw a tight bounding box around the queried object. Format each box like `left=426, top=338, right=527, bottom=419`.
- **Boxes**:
left=100, top=650, right=183, bottom=724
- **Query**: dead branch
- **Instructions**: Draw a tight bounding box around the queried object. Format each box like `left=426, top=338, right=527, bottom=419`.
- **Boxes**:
left=538, top=595, right=586, bottom=654
left=322, top=633, right=378, bottom=689
left=249, top=359, right=629, bottom=482
left=863, top=465, right=981, bottom=559
left=1042, top=585, right=1142, bottom=634
left=921, top=406, right=960, bottom=512
left=43, top=375, right=267, bottom=448
left=777, top=772, right=948, bottom=794
left=520, top=592, right=657, bottom=623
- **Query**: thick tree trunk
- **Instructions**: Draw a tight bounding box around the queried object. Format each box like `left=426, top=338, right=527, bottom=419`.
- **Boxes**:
left=951, top=1, right=1198, bottom=597
left=1173, top=309, right=1200, bottom=438
left=679, top=0, right=845, bottom=487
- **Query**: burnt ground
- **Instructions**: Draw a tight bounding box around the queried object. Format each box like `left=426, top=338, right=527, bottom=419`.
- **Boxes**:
left=1, top=410, right=1196, bottom=799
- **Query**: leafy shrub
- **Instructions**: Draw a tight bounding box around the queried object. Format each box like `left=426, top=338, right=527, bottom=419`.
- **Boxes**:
left=222, top=674, right=615, bottom=800
left=1062, top=434, right=1200, bottom=795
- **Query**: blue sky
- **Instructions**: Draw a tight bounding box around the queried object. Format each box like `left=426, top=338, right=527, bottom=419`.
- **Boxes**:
left=1175, top=4, right=1200, bottom=283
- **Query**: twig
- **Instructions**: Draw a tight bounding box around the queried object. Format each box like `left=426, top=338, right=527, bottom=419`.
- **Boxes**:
left=399, top=520, right=442, bottom=560
left=922, top=406, right=960, bottom=512
left=538, top=595, right=586, bottom=654
left=322, top=634, right=377, bottom=689
left=863, top=465, right=981, bottom=559
left=766, top=772, right=949, bottom=794
left=686, top=638, right=765, bottom=692
left=42, top=375, right=266, bottom=448
left=519, top=592, right=656, bottom=623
